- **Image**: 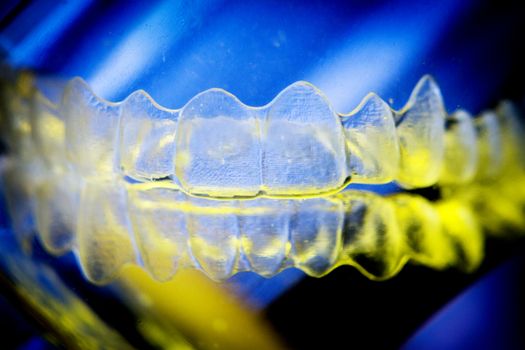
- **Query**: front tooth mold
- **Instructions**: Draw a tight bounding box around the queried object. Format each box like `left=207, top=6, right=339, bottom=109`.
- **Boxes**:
left=174, top=89, right=262, bottom=197
left=474, top=111, right=503, bottom=180
left=119, top=91, right=178, bottom=181
left=262, top=82, right=349, bottom=195
left=395, top=75, right=446, bottom=189
left=341, top=93, right=399, bottom=183
left=440, top=110, right=478, bottom=184
left=62, top=78, right=121, bottom=177
left=174, top=82, right=351, bottom=197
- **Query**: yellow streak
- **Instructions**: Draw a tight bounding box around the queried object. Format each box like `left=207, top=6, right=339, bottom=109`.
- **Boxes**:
left=117, top=266, right=286, bottom=350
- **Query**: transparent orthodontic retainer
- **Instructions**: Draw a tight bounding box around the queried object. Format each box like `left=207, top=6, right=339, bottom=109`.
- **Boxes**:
left=1, top=69, right=525, bottom=285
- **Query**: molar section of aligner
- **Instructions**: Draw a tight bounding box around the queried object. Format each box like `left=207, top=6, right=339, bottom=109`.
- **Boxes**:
left=62, top=78, right=120, bottom=177
left=290, top=198, right=344, bottom=277
left=440, top=110, right=478, bottom=185
left=495, top=101, right=525, bottom=172
left=338, top=191, right=406, bottom=280
left=341, top=93, right=399, bottom=183
left=174, top=89, right=261, bottom=197
left=186, top=197, right=241, bottom=280
left=127, top=185, right=190, bottom=281
left=392, top=194, right=453, bottom=270
left=119, top=91, right=178, bottom=181
left=435, top=199, right=483, bottom=272
left=474, top=111, right=503, bottom=180
left=76, top=179, right=138, bottom=284
left=460, top=179, right=525, bottom=235
left=238, top=199, right=291, bottom=277
left=262, top=82, right=349, bottom=195
left=395, top=76, right=446, bottom=189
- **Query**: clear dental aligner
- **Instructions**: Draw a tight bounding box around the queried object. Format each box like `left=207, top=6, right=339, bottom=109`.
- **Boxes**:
left=2, top=70, right=524, bottom=197
left=0, top=69, right=524, bottom=284
left=4, top=69, right=524, bottom=198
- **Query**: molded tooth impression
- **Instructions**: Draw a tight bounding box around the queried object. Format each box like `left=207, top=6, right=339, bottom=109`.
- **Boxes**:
left=239, top=199, right=291, bottom=277
left=496, top=101, right=525, bottom=171
left=34, top=174, right=79, bottom=255
left=393, top=194, right=453, bottom=269
left=175, top=89, right=261, bottom=197
left=29, top=92, right=79, bottom=255
left=395, top=75, right=446, bottom=188
left=339, top=192, right=406, bottom=280
left=186, top=196, right=241, bottom=280
left=62, top=78, right=120, bottom=176
left=1, top=71, right=525, bottom=285
left=291, top=198, right=344, bottom=276
left=342, top=93, right=399, bottom=183
left=262, top=82, right=349, bottom=195
left=440, top=110, right=478, bottom=184
left=76, top=179, right=137, bottom=283
left=31, top=92, right=66, bottom=169
left=475, top=111, right=503, bottom=179
left=127, top=186, right=189, bottom=282
left=435, top=200, right=483, bottom=272
left=120, top=91, right=178, bottom=181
